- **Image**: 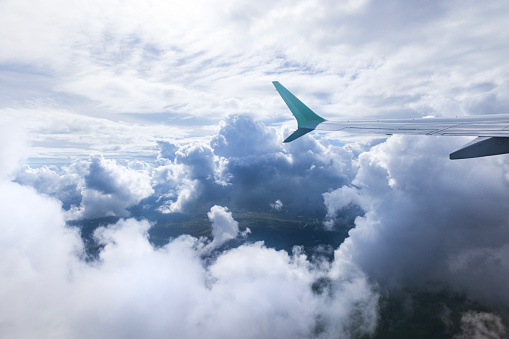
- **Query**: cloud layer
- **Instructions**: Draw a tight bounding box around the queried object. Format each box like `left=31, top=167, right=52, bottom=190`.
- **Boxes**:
left=3, top=0, right=509, bottom=336
left=16, top=115, right=361, bottom=219
left=328, top=135, right=509, bottom=309
left=6, top=113, right=509, bottom=337
left=1, top=0, right=509, bottom=162
left=1, top=131, right=379, bottom=338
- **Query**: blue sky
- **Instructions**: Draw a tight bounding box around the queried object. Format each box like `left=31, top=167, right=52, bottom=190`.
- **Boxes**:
left=2, top=0, right=509, bottom=337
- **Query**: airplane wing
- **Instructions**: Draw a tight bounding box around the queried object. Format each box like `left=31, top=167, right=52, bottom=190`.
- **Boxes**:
left=273, top=81, right=509, bottom=159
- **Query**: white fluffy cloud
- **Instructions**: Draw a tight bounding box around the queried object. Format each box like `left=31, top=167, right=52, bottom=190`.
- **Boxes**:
left=15, top=154, right=153, bottom=219
left=0, top=123, right=28, bottom=179
left=14, top=117, right=509, bottom=317
left=15, top=115, right=360, bottom=219
left=3, top=0, right=509, bottom=333
left=206, top=205, right=240, bottom=250
left=74, top=155, right=154, bottom=219
left=5, top=96, right=509, bottom=337
left=327, top=135, right=509, bottom=309
left=209, top=116, right=359, bottom=216
left=1, top=146, right=380, bottom=338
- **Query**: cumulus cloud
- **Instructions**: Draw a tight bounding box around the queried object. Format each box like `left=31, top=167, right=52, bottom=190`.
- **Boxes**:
left=156, top=140, right=179, bottom=161
left=3, top=0, right=509, bottom=335
left=209, top=115, right=358, bottom=216
left=1, top=124, right=385, bottom=338
left=13, top=116, right=509, bottom=317
left=145, top=115, right=360, bottom=217
left=323, top=186, right=365, bottom=230
left=1, top=165, right=380, bottom=338
left=15, top=115, right=359, bottom=219
left=327, top=135, right=509, bottom=310
left=14, top=162, right=85, bottom=209
left=8, top=101, right=509, bottom=336
left=270, top=199, right=283, bottom=212
left=205, top=205, right=240, bottom=251
left=70, top=155, right=154, bottom=219
left=16, top=155, right=153, bottom=219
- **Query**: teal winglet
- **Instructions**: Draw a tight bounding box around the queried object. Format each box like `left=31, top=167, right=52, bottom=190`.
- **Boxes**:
left=284, top=128, right=315, bottom=143
left=272, top=81, right=325, bottom=142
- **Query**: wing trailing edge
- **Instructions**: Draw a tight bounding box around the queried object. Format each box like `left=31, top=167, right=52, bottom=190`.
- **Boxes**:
left=450, top=137, right=509, bottom=159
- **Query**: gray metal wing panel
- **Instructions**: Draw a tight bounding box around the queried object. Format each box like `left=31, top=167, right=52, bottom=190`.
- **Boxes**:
left=317, top=115, right=509, bottom=137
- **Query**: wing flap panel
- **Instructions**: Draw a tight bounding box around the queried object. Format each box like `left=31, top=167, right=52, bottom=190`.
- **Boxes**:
left=450, top=137, right=509, bottom=159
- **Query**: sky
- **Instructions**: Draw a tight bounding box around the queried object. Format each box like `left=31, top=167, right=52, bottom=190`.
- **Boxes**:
left=2, top=0, right=509, bottom=338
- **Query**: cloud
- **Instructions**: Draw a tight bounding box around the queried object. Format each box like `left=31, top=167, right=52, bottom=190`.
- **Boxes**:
left=0, top=178, right=84, bottom=337
left=270, top=199, right=283, bottom=211
left=14, top=114, right=358, bottom=219
left=3, top=0, right=509, bottom=335
left=148, top=115, right=362, bottom=217
left=454, top=311, right=506, bottom=339
left=156, top=140, right=179, bottom=161
left=323, top=185, right=364, bottom=229
left=0, top=123, right=28, bottom=179
left=16, top=155, right=153, bottom=219
left=2, top=126, right=382, bottom=338
left=14, top=163, right=83, bottom=210
left=209, top=115, right=358, bottom=216
left=74, top=155, right=154, bottom=219
left=327, top=135, right=509, bottom=309
left=167, top=115, right=363, bottom=216
left=206, top=205, right=240, bottom=250
left=2, top=0, right=509, bottom=148
left=1, top=165, right=380, bottom=338
left=7, top=98, right=509, bottom=336
left=461, top=83, right=509, bottom=116
left=0, top=106, right=191, bottom=162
